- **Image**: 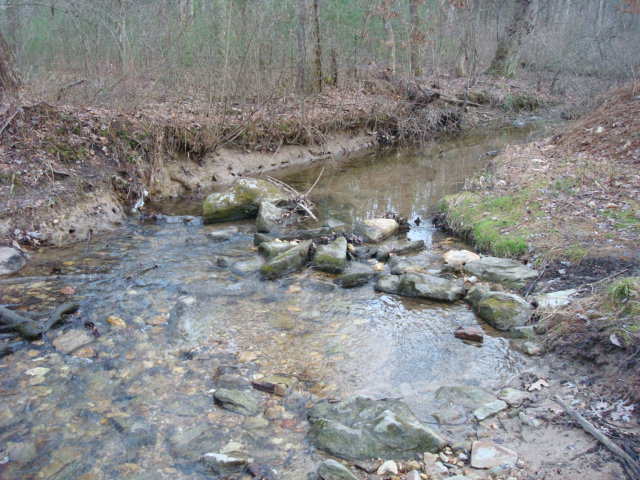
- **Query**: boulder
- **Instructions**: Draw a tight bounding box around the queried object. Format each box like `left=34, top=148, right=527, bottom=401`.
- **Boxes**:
left=463, top=257, right=538, bottom=289
left=400, top=272, right=465, bottom=302
left=374, top=240, right=425, bottom=261
left=258, top=241, right=295, bottom=259
left=317, top=459, right=358, bottom=480
left=307, top=396, right=446, bottom=460
left=355, top=218, right=398, bottom=243
left=213, top=388, right=261, bottom=415
left=0, top=247, right=28, bottom=275
left=444, top=250, right=480, bottom=268
left=374, top=275, right=402, bottom=294
left=256, top=202, right=287, bottom=233
left=464, top=284, right=490, bottom=309
left=477, top=292, right=534, bottom=331
left=200, top=453, right=247, bottom=475
left=314, top=237, right=348, bottom=273
left=203, top=178, right=288, bottom=223
left=259, top=240, right=311, bottom=279
left=333, top=263, right=376, bottom=288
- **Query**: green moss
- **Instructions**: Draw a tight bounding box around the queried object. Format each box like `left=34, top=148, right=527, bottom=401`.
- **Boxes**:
left=562, top=246, right=589, bottom=262
left=47, top=143, right=88, bottom=163
left=501, top=92, right=541, bottom=112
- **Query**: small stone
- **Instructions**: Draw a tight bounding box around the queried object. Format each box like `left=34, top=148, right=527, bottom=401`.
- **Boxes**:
left=243, top=415, right=269, bottom=430
left=470, top=441, right=518, bottom=469
left=406, top=471, right=421, bottom=480
left=454, top=326, right=484, bottom=342
left=107, top=316, right=126, bottom=329
left=433, top=407, right=465, bottom=424
left=354, top=460, right=381, bottom=474
left=520, top=341, right=543, bottom=355
left=518, top=411, right=541, bottom=428
left=73, top=346, right=96, bottom=358
left=444, top=250, right=480, bottom=267
left=0, top=246, right=28, bottom=275
left=146, top=315, right=167, bottom=326
left=264, top=405, right=285, bottom=420
left=423, top=452, right=437, bottom=465
left=236, top=351, right=258, bottom=363
left=509, top=325, right=535, bottom=339
left=213, top=389, right=261, bottom=415
left=377, top=460, right=398, bottom=475
left=60, top=286, right=76, bottom=295
left=317, top=459, right=358, bottom=480
left=53, top=329, right=93, bottom=354
left=200, top=453, right=247, bottom=474
left=487, top=464, right=512, bottom=477
left=5, top=441, right=37, bottom=464
left=474, top=400, right=508, bottom=420
left=221, top=441, right=244, bottom=454
left=25, top=367, right=50, bottom=377
left=497, top=388, right=527, bottom=405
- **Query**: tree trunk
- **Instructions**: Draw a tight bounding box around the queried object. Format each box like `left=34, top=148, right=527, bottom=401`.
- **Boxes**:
left=0, top=30, right=21, bottom=96
left=488, top=0, right=534, bottom=77
left=312, top=0, right=323, bottom=93
left=295, top=0, right=308, bottom=92
left=408, top=0, right=424, bottom=77
left=381, top=0, right=396, bottom=74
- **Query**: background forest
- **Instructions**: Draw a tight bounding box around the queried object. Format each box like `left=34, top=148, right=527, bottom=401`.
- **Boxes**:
left=1, top=0, right=639, bottom=108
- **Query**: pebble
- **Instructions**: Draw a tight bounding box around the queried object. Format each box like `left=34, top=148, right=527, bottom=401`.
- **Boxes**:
left=25, top=367, right=50, bottom=377
left=521, top=341, right=543, bottom=355
left=406, top=471, right=421, bottom=480
left=107, top=316, right=127, bottom=329
left=237, top=351, right=258, bottom=363
left=53, top=329, right=93, bottom=354
left=518, top=411, right=542, bottom=428
left=474, top=400, right=508, bottom=420
left=376, top=460, right=398, bottom=475
left=497, top=388, right=527, bottom=405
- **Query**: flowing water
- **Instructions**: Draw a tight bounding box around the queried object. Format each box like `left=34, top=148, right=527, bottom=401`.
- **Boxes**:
left=1, top=126, right=538, bottom=479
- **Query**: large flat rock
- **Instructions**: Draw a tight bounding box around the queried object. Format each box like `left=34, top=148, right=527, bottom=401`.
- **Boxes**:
left=463, top=257, right=538, bottom=289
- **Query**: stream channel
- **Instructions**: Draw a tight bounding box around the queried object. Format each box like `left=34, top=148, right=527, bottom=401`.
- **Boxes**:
left=2, top=125, right=539, bottom=479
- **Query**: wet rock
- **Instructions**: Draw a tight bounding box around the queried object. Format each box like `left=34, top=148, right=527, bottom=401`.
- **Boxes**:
left=334, top=263, right=377, bottom=288
left=497, top=388, right=527, bottom=405
left=509, top=325, right=535, bottom=339
left=200, top=453, right=247, bottom=475
left=52, top=329, right=93, bottom=354
left=399, top=272, right=465, bottom=302
left=254, top=232, right=272, bottom=245
left=258, top=241, right=296, bottom=259
left=276, top=226, right=342, bottom=242
left=155, top=214, right=202, bottom=226
left=317, top=459, right=358, bottom=480
left=256, top=202, right=287, bottom=233
left=5, top=441, right=37, bottom=464
left=406, top=470, right=421, bottom=480
left=534, top=288, right=577, bottom=309
left=205, top=226, right=239, bottom=243
left=376, top=460, right=398, bottom=475
left=314, top=237, right=348, bottom=273
left=107, top=315, right=126, bottom=329
left=374, top=274, right=401, bottom=294
left=232, top=256, right=265, bottom=275
left=354, top=460, right=381, bottom=474
left=243, top=415, right=269, bottom=431
left=388, top=256, right=413, bottom=275
left=520, top=341, right=543, bottom=355
left=487, top=464, right=512, bottom=477
left=251, top=375, right=295, bottom=396
left=355, top=218, right=398, bottom=243
left=444, top=250, right=480, bottom=268
left=464, top=284, right=490, bottom=309
left=203, top=178, right=288, bottom=223
left=435, top=386, right=495, bottom=409
left=169, top=424, right=216, bottom=459
left=0, top=405, right=19, bottom=428
left=454, top=326, right=484, bottom=342
left=470, top=441, right=518, bottom=469
left=374, top=240, right=425, bottom=261
left=433, top=407, right=466, bottom=424
left=307, top=396, right=446, bottom=460
left=109, top=416, right=156, bottom=446
left=463, top=257, right=538, bottom=289
left=0, top=247, right=28, bottom=275
left=214, top=388, right=261, bottom=415
left=259, top=240, right=312, bottom=279
left=477, top=292, right=534, bottom=331
left=474, top=400, right=508, bottom=420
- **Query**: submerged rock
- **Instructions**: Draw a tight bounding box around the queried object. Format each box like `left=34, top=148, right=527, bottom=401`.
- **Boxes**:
left=454, top=326, right=484, bottom=342
left=374, top=274, right=402, bottom=294
left=52, top=329, right=93, bottom=354
left=203, top=178, right=288, bottom=223
left=333, top=263, right=377, bottom=288
left=374, top=240, right=425, bottom=261
left=463, top=257, right=538, bottom=289
left=259, top=240, right=312, bottom=279
left=355, top=218, right=398, bottom=243
left=313, top=237, right=348, bottom=273
left=317, top=459, right=358, bottom=480
left=200, top=453, right=247, bottom=475
left=470, top=440, right=518, bottom=469
left=477, top=292, right=534, bottom=331
left=307, top=396, right=446, bottom=460
left=205, top=226, right=239, bottom=243
left=258, top=241, right=296, bottom=259
left=0, top=247, right=28, bottom=275
left=399, top=272, right=465, bottom=302
left=256, top=201, right=287, bottom=233
left=213, top=388, right=261, bottom=415
left=435, top=386, right=496, bottom=409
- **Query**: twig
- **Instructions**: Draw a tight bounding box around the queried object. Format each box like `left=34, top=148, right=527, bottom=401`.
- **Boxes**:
left=525, top=268, right=546, bottom=298
left=41, top=302, right=80, bottom=332
left=56, top=79, right=86, bottom=101
left=0, top=107, right=22, bottom=136
left=552, top=395, right=640, bottom=479
left=305, top=167, right=324, bottom=196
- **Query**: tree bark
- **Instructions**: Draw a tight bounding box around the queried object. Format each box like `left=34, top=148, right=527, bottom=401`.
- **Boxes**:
left=408, top=0, right=424, bottom=77
left=312, top=0, right=323, bottom=92
left=380, top=0, right=396, bottom=74
left=295, top=0, right=308, bottom=92
left=488, top=0, right=534, bottom=77
left=0, top=30, right=21, bottom=96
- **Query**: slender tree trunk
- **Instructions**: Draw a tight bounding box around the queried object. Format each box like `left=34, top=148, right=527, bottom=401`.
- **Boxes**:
left=488, top=0, right=534, bottom=77
left=312, top=0, right=323, bottom=92
left=0, top=30, right=21, bottom=96
left=381, top=0, right=396, bottom=74
left=296, top=0, right=308, bottom=92
left=408, top=0, right=424, bottom=77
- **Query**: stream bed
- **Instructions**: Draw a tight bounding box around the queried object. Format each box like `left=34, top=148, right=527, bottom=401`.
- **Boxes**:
left=1, top=125, right=539, bottom=479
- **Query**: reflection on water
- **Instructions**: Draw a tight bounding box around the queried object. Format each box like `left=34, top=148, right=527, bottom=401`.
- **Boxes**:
left=0, top=126, right=535, bottom=479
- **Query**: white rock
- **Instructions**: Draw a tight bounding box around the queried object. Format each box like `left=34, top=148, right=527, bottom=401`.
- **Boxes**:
left=471, top=441, right=518, bottom=469
left=25, top=367, right=50, bottom=377
left=377, top=460, right=398, bottom=475
left=444, top=250, right=481, bottom=267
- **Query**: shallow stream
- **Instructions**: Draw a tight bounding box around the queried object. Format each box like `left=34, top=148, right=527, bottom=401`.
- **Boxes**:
left=1, top=126, right=538, bottom=479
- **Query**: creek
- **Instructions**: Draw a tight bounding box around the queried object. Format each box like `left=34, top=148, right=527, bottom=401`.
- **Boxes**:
left=1, top=125, right=538, bottom=479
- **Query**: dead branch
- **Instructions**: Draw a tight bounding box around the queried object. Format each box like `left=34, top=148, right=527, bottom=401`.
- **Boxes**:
left=41, top=302, right=80, bottom=332
left=0, top=106, right=22, bottom=136
left=266, top=175, right=318, bottom=222
left=552, top=395, right=640, bottom=479
left=0, top=306, right=40, bottom=339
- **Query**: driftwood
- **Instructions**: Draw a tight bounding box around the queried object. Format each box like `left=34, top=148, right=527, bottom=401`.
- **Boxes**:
left=0, top=302, right=80, bottom=341
left=553, top=395, right=640, bottom=478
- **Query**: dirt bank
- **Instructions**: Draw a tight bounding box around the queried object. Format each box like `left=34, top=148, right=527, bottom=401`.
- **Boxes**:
left=1, top=73, right=557, bottom=248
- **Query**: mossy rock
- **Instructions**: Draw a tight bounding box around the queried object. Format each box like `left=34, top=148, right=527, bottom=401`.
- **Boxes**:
left=259, top=240, right=311, bottom=279
left=203, top=179, right=288, bottom=223
left=477, top=292, right=534, bottom=331
left=313, top=237, right=347, bottom=273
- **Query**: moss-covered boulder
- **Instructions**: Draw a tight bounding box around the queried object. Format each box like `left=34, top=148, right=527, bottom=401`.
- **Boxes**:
left=400, top=272, right=465, bottom=302
left=477, top=292, right=534, bottom=331
left=334, top=263, right=377, bottom=288
left=256, top=201, right=287, bottom=233
left=313, top=237, right=348, bottom=273
left=203, top=179, right=288, bottom=223
left=259, top=240, right=311, bottom=279
left=258, top=241, right=296, bottom=259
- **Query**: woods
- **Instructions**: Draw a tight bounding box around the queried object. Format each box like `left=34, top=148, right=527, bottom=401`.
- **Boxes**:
left=0, top=0, right=638, bottom=106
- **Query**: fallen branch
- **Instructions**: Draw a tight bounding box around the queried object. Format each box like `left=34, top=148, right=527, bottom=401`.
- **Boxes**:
left=266, top=175, right=318, bottom=222
left=0, top=306, right=40, bottom=340
left=0, top=107, right=22, bottom=136
left=41, top=302, right=80, bottom=332
left=552, top=395, right=640, bottom=479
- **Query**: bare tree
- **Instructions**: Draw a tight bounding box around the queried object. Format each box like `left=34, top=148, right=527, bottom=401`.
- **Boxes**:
left=0, top=29, right=20, bottom=96
left=312, top=0, right=323, bottom=92
left=488, top=0, right=535, bottom=76
left=378, top=0, right=397, bottom=73
left=296, top=0, right=308, bottom=92
left=408, top=0, right=425, bottom=77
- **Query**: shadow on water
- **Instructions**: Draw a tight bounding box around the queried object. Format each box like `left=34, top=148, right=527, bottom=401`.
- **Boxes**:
left=0, top=125, right=537, bottom=479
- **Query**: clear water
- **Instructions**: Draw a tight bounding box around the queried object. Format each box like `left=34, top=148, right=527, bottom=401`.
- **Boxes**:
left=0, top=126, right=536, bottom=479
